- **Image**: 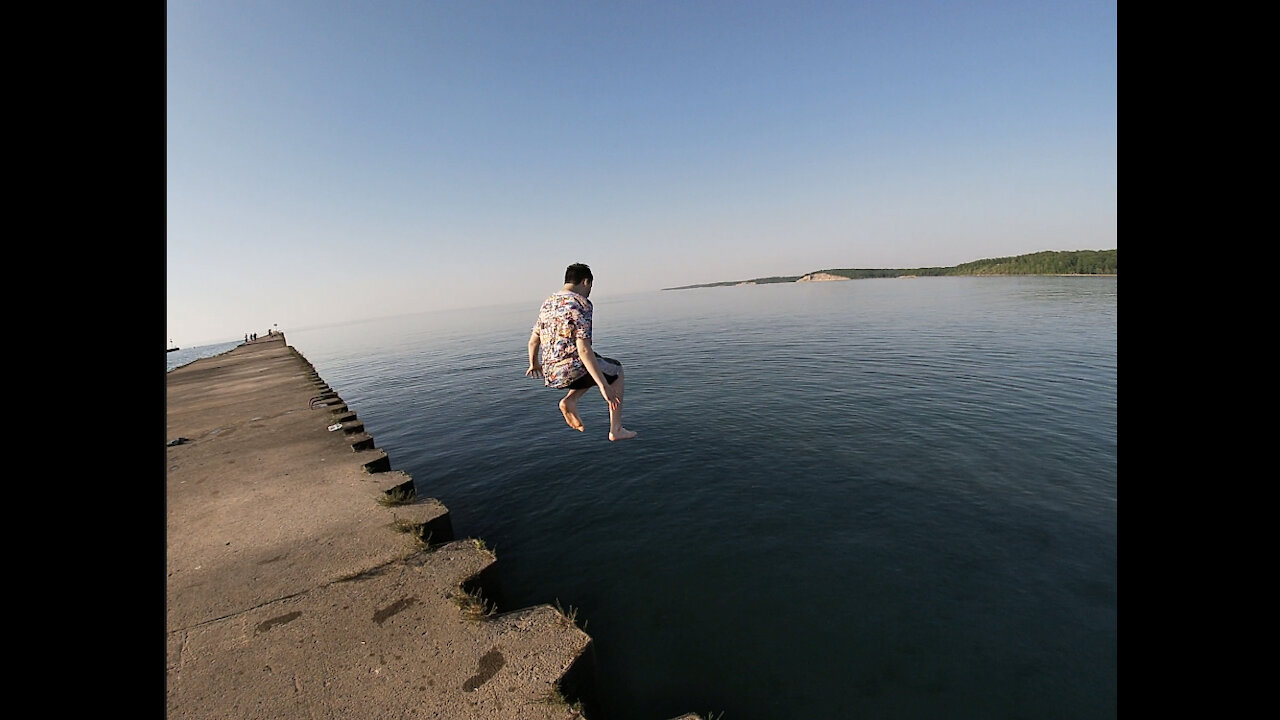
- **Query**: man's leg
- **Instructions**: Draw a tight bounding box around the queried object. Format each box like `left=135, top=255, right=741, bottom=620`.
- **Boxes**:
left=606, top=368, right=636, bottom=441
left=560, top=387, right=589, bottom=431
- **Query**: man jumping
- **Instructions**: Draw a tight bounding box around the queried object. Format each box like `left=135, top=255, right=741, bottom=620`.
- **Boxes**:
left=526, top=262, right=637, bottom=441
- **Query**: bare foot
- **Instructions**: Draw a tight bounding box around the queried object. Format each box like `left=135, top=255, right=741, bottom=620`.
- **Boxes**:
left=608, top=427, right=637, bottom=441
left=559, top=399, right=585, bottom=431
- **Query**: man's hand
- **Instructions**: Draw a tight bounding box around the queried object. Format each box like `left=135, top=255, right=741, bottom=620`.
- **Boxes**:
left=599, top=381, right=620, bottom=411
left=526, top=364, right=543, bottom=379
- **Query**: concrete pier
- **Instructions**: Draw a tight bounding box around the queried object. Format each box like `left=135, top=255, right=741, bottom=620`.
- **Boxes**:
left=165, top=333, right=701, bottom=720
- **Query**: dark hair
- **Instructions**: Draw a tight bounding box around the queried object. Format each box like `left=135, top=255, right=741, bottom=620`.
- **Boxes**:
left=564, top=263, right=593, bottom=285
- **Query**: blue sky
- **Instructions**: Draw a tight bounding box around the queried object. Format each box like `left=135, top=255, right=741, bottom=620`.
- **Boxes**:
left=167, top=1, right=1117, bottom=347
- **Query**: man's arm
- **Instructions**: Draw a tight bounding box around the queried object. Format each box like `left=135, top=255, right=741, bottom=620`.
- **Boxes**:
left=576, top=337, right=620, bottom=410
left=526, top=330, right=543, bottom=378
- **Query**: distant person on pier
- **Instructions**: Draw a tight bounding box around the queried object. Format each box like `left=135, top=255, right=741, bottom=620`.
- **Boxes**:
left=526, top=262, right=636, bottom=441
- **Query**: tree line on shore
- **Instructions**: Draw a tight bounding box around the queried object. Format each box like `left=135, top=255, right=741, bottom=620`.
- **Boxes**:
left=663, top=249, right=1116, bottom=290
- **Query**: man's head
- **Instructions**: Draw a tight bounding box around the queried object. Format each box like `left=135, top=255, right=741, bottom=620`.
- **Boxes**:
left=564, top=263, right=593, bottom=294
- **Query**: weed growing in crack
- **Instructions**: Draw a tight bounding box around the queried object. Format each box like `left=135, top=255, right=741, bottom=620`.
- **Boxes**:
left=553, top=598, right=587, bottom=631
left=539, top=686, right=584, bottom=714
left=378, top=485, right=415, bottom=506
left=453, top=586, right=495, bottom=621
left=391, top=519, right=431, bottom=547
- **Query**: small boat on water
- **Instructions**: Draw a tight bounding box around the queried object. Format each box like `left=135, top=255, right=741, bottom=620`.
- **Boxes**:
left=167, top=347, right=180, bottom=353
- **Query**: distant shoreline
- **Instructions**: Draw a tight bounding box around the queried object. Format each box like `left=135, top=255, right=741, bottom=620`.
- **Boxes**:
left=663, top=273, right=1117, bottom=291
left=661, top=249, right=1117, bottom=291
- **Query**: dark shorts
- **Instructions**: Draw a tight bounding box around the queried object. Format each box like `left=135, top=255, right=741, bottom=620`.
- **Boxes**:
left=566, top=354, right=622, bottom=389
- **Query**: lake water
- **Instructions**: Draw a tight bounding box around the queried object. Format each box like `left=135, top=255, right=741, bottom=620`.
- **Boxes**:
left=281, top=276, right=1116, bottom=720
left=166, top=339, right=245, bottom=373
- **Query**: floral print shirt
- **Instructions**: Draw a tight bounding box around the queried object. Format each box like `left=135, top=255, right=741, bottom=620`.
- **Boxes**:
left=532, top=291, right=593, bottom=388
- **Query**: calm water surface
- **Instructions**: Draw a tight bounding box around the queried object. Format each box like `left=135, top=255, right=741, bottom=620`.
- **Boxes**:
left=288, top=276, right=1117, bottom=720
left=166, top=339, right=244, bottom=373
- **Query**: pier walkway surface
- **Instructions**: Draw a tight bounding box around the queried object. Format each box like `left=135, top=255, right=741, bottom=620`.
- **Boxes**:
left=165, top=334, right=701, bottom=720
